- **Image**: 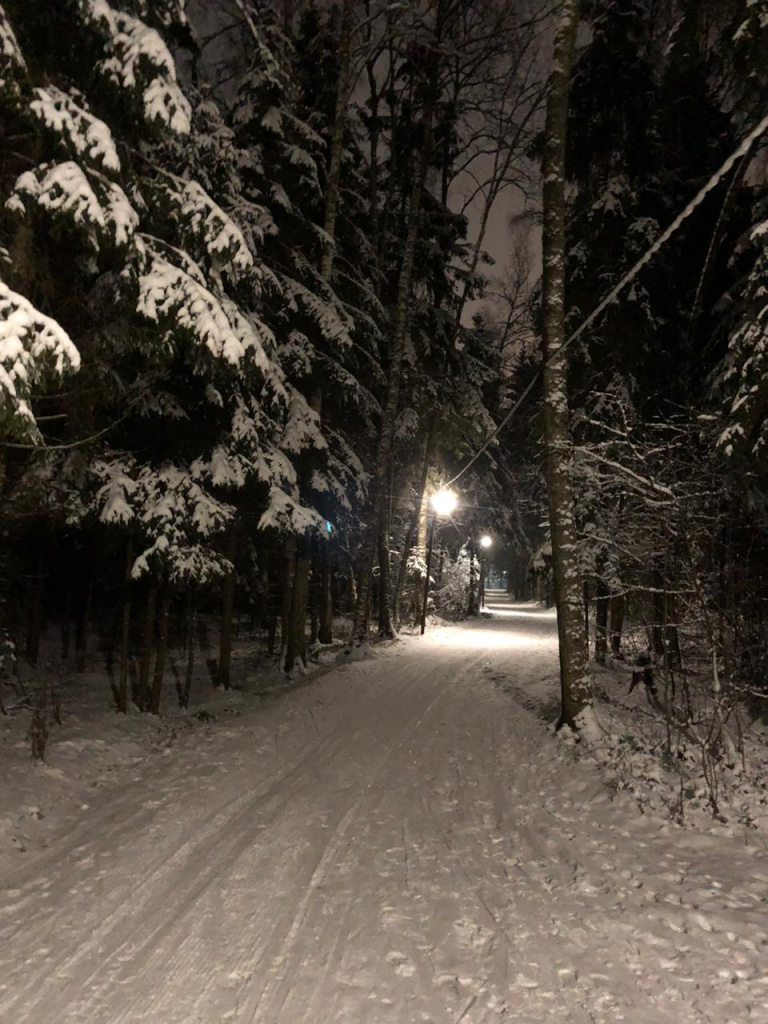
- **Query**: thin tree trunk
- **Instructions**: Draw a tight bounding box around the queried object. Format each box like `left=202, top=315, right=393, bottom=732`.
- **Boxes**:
left=319, top=0, right=353, bottom=285
left=354, top=82, right=437, bottom=641
left=74, top=572, right=90, bottom=673
left=609, top=594, right=625, bottom=656
left=219, top=533, right=236, bottom=690
left=285, top=544, right=310, bottom=672
left=595, top=576, right=609, bottom=665
left=26, top=547, right=45, bottom=667
left=280, top=535, right=296, bottom=658
left=392, top=430, right=433, bottom=629
left=139, top=587, right=156, bottom=711
left=117, top=542, right=133, bottom=714
left=318, top=545, right=333, bottom=644
left=310, top=559, right=320, bottom=646
left=540, top=0, right=590, bottom=729
left=465, top=538, right=477, bottom=617
left=150, top=589, right=169, bottom=716
left=377, top=455, right=395, bottom=636
left=179, top=601, right=195, bottom=709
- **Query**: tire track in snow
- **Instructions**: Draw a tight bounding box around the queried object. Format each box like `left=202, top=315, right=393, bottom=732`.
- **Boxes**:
left=224, top=653, right=492, bottom=1024
left=4, top=668, right=426, bottom=1024
left=0, top=720, right=351, bottom=1023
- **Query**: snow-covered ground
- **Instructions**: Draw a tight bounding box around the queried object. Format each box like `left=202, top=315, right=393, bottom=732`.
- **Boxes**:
left=1, top=593, right=767, bottom=1023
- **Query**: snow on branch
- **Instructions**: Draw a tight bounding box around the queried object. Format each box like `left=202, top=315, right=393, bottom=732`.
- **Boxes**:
left=0, top=281, right=80, bottom=439
left=281, top=389, right=327, bottom=454
left=80, top=0, right=191, bottom=134
left=7, top=162, right=139, bottom=250
left=117, top=461, right=235, bottom=584
left=91, top=456, right=137, bottom=524
left=157, top=176, right=254, bottom=278
left=281, top=277, right=352, bottom=350
left=258, top=485, right=326, bottom=535
left=29, top=86, right=121, bottom=172
left=134, top=240, right=270, bottom=366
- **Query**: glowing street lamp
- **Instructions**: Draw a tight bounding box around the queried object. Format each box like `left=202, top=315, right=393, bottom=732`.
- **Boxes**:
left=430, top=489, right=458, bottom=517
left=479, top=535, right=493, bottom=608
left=421, top=489, right=459, bottom=635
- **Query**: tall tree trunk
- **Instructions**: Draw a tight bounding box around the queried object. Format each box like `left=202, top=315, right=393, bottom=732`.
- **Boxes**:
left=467, top=538, right=479, bottom=617
left=377, top=455, right=395, bottom=635
left=354, top=87, right=437, bottom=641
left=540, top=0, right=590, bottom=729
left=280, top=534, right=296, bottom=659
left=652, top=565, right=666, bottom=658
left=318, top=545, right=334, bottom=644
left=285, top=542, right=310, bottom=672
left=139, top=586, right=156, bottom=711
left=25, top=545, right=45, bottom=668
left=278, top=3, right=351, bottom=665
left=609, top=593, right=625, bottom=656
left=392, top=430, right=433, bottom=629
left=150, top=589, right=169, bottom=716
left=218, top=533, right=236, bottom=690
left=74, top=566, right=90, bottom=674
left=179, top=600, right=195, bottom=709
left=309, top=558, right=320, bottom=647
left=117, top=542, right=133, bottom=714
left=595, top=575, right=609, bottom=665
left=319, top=0, right=353, bottom=285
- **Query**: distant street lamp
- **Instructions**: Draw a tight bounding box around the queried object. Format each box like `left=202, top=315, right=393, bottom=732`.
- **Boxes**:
left=420, top=490, right=458, bottom=634
left=479, top=534, right=493, bottom=608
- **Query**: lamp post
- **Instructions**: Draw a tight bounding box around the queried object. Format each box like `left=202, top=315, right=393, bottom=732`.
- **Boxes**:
left=479, top=534, right=492, bottom=609
left=420, top=489, right=458, bottom=635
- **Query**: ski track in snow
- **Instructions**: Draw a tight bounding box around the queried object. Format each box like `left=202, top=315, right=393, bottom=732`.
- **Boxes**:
left=1, top=593, right=767, bottom=1024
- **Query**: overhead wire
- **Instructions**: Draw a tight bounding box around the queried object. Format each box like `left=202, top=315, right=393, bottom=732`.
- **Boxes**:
left=444, top=111, right=768, bottom=489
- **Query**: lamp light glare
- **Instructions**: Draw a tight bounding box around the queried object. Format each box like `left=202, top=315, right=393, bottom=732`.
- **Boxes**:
left=430, top=489, right=458, bottom=517
left=480, top=535, right=493, bottom=549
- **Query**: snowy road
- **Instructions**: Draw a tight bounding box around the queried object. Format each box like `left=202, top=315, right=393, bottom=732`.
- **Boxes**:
left=1, top=593, right=767, bottom=1024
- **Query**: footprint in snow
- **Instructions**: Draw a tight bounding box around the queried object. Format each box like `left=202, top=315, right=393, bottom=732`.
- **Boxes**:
left=453, top=917, right=490, bottom=950
left=386, top=951, right=415, bottom=977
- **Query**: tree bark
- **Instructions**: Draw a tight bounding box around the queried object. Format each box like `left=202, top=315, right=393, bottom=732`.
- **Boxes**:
left=285, top=543, right=310, bottom=672
left=74, top=569, right=90, bottom=673
left=179, top=600, right=195, bottom=709
left=467, top=538, right=479, bottom=617
left=319, top=0, right=353, bottom=285
left=318, top=545, right=333, bottom=644
left=540, top=0, right=590, bottom=729
left=609, top=593, right=625, bottom=656
left=354, top=81, right=437, bottom=641
left=280, top=534, right=296, bottom=658
left=117, top=542, right=133, bottom=714
left=377, top=455, right=395, bottom=635
left=139, top=586, right=156, bottom=711
left=218, top=533, right=236, bottom=689
left=150, top=589, right=169, bottom=716
left=25, top=546, right=45, bottom=667
left=595, top=575, right=609, bottom=665
left=392, top=430, right=433, bottom=629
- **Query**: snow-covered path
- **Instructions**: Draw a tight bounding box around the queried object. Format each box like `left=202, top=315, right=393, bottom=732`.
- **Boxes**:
left=1, top=594, right=767, bottom=1024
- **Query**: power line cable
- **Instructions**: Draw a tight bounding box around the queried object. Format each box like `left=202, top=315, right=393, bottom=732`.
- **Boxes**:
left=445, top=112, right=768, bottom=489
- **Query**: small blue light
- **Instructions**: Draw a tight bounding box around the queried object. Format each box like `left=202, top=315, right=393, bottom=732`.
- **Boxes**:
left=325, top=520, right=333, bottom=534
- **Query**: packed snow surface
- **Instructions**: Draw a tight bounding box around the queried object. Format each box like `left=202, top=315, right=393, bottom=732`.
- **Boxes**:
left=1, top=594, right=767, bottom=1023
